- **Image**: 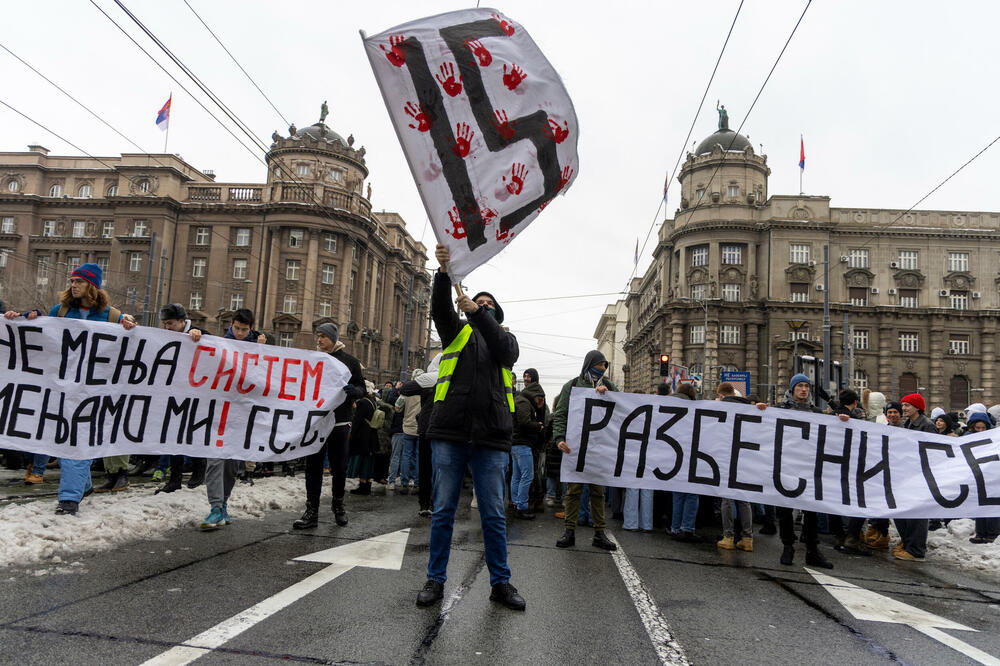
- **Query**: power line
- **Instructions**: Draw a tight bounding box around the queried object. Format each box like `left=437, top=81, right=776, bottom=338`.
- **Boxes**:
left=504, top=290, right=626, bottom=304
left=510, top=329, right=595, bottom=341
left=181, top=0, right=290, bottom=126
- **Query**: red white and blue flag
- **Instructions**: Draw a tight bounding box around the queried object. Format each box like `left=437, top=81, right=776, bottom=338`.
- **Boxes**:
left=798, top=135, right=805, bottom=170
left=633, top=238, right=639, bottom=266
left=156, top=95, right=172, bottom=132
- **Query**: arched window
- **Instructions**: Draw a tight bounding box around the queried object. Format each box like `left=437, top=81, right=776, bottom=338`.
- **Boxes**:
left=136, top=179, right=150, bottom=193
left=6, top=179, right=19, bottom=192
left=107, top=185, right=118, bottom=197
left=78, top=184, right=92, bottom=198
left=48, top=184, right=62, bottom=197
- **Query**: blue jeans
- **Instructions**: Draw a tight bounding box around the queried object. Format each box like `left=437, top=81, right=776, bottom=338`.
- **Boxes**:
left=509, top=445, right=534, bottom=510
left=32, top=453, right=50, bottom=477
left=671, top=492, right=699, bottom=533
left=624, top=488, right=654, bottom=531
left=428, top=440, right=511, bottom=586
left=400, top=434, right=419, bottom=485
left=388, top=433, right=405, bottom=483
left=58, top=458, right=93, bottom=502
left=545, top=477, right=562, bottom=500
left=155, top=455, right=171, bottom=472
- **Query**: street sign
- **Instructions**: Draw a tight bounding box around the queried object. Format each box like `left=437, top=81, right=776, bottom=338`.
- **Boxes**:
left=720, top=371, right=750, bottom=397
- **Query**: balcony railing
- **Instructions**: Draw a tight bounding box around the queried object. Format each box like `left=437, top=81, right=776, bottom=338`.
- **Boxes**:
left=187, top=185, right=263, bottom=203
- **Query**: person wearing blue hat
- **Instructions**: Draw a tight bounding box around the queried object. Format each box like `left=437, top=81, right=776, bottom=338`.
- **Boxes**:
left=4, top=262, right=137, bottom=515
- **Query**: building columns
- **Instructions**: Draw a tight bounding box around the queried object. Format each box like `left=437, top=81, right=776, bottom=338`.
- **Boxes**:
left=982, top=319, right=996, bottom=405
left=928, top=325, right=945, bottom=409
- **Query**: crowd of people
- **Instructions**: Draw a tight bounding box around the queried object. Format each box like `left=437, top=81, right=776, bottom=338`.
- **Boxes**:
left=3, top=253, right=999, bottom=615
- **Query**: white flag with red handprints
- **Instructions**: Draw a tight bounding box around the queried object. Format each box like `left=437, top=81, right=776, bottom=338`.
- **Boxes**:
left=363, top=8, right=579, bottom=282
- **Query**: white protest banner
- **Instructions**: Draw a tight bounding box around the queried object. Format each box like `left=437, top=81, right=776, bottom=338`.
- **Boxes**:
left=562, top=389, right=1000, bottom=519
left=0, top=318, right=352, bottom=461
left=362, top=8, right=579, bottom=282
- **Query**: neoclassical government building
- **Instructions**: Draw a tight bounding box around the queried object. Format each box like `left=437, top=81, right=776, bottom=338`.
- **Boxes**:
left=610, top=119, right=1000, bottom=410
left=0, top=110, right=431, bottom=385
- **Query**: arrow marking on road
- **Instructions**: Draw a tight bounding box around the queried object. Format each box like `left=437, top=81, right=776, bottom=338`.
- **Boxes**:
left=806, top=568, right=1000, bottom=666
left=142, top=528, right=411, bottom=666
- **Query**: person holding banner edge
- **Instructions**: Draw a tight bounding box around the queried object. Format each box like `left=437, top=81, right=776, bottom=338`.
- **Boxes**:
left=893, top=393, right=935, bottom=561
left=553, top=350, right=620, bottom=552
left=415, top=244, right=524, bottom=612
left=4, top=263, right=137, bottom=515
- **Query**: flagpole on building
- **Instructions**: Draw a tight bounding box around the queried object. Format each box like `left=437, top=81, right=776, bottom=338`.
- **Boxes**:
left=164, top=92, right=171, bottom=153
left=799, top=133, right=804, bottom=195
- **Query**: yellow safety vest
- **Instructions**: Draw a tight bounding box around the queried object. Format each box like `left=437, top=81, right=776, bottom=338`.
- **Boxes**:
left=434, top=324, right=515, bottom=412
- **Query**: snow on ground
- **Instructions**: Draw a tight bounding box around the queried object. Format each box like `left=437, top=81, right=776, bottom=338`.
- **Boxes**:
left=1, top=480, right=998, bottom=577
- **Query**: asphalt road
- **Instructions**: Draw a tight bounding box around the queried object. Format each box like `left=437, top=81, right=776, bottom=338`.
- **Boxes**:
left=2, top=484, right=999, bottom=665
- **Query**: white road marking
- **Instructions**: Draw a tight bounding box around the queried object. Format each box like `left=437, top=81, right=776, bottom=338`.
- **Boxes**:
left=142, top=528, right=411, bottom=666
left=607, top=533, right=689, bottom=666
left=806, top=567, right=1000, bottom=666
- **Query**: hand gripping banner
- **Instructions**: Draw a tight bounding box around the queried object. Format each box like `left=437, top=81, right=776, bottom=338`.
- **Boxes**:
left=0, top=318, right=352, bottom=462
left=563, top=389, right=1000, bottom=519
left=363, top=8, right=579, bottom=282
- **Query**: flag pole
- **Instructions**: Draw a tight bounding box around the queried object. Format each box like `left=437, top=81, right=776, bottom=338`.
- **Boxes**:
left=163, top=92, right=171, bottom=153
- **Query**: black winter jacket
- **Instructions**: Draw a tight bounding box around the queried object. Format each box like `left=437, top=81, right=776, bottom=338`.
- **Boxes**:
left=400, top=379, right=435, bottom=437
left=513, top=382, right=548, bottom=450
left=426, top=271, right=519, bottom=451
left=331, top=348, right=365, bottom=423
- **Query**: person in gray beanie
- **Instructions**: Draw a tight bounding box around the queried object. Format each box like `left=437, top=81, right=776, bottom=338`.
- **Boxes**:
left=292, top=322, right=366, bottom=530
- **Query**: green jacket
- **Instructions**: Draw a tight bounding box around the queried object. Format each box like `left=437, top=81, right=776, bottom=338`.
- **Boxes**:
left=552, top=351, right=619, bottom=443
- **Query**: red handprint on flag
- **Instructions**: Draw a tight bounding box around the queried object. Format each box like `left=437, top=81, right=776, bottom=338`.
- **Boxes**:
left=380, top=35, right=406, bottom=67
left=464, top=39, right=492, bottom=67
left=405, top=101, right=431, bottom=132
left=503, top=162, right=528, bottom=195
left=496, top=226, right=513, bottom=243
left=451, top=123, right=474, bottom=158
left=502, top=64, right=526, bottom=91
left=492, top=110, right=516, bottom=140
left=445, top=206, right=466, bottom=239
left=544, top=119, right=570, bottom=144
left=435, top=62, right=463, bottom=97
left=491, top=13, right=515, bottom=36
left=555, top=166, right=574, bottom=193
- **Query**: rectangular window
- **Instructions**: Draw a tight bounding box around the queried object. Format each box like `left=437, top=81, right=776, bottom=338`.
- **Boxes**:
left=67, top=256, right=81, bottom=273
left=324, top=234, right=337, bottom=253
left=36, top=256, right=50, bottom=283
left=195, top=227, right=210, bottom=245
left=319, top=300, right=333, bottom=317
left=96, top=256, right=108, bottom=276
left=192, top=258, right=206, bottom=278
left=696, top=187, right=705, bottom=201
left=789, top=330, right=809, bottom=341
left=132, top=220, right=148, bottom=237
left=689, top=324, right=705, bottom=344
left=233, top=259, right=248, bottom=280
left=230, top=294, right=244, bottom=311
left=289, top=229, right=304, bottom=248
left=898, top=332, right=919, bottom=353
left=950, top=291, right=969, bottom=310
left=690, top=283, right=707, bottom=300
left=278, top=332, right=294, bottom=348
left=43, top=220, right=56, bottom=237
left=1, top=217, right=14, bottom=234
left=330, top=169, right=343, bottom=182
left=102, top=221, right=114, bottom=238
left=789, top=244, right=810, bottom=264
left=848, top=248, right=869, bottom=268
left=0, top=249, right=7, bottom=268
left=949, top=337, right=970, bottom=355
left=853, top=370, right=868, bottom=391
left=352, top=243, right=359, bottom=261
left=727, top=184, right=739, bottom=198
left=899, top=289, right=919, bottom=308
left=321, top=263, right=336, bottom=285
left=948, top=252, right=969, bottom=273
left=722, top=283, right=740, bottom=302
left=295, top=164, right=310, bottom=177
left=235, top=228, right=251, bottom=247
left=129, top=252, right=142, bottom=272
left=721, top=245, right=742, bottom=265
left=852, top=329, right=870, bottom=350
left=189, top=292, right=203, bottom=311
left=286, top=260, right=301, bottom=280
left=720, top=324, right=740, bottom=345
left=282, top=295, right=297, bottom=313
left=849, top=287, right=868, bottom=307
left=690, top=245, right=708, bottom=267
left=898, top=250, right=918, bottom=270
left=790, top=283, right=810, bottom=303
left=72, top=220, right=86, bottom=238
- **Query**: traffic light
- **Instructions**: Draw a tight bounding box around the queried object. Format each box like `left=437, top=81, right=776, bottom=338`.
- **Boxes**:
left=659, top=353, right=670, bottom=376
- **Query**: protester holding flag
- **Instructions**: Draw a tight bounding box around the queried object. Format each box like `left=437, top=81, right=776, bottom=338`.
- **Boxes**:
left=4, top=263, right=136, bottom=515
left=415, top=244, right=523, bottom=611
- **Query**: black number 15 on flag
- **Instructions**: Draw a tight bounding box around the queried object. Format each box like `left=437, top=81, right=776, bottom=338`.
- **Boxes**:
left=363, top=8, right=579, bottom=281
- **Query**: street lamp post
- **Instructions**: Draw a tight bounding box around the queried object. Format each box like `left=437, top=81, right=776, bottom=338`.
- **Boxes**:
left=969, top=386, right=985, bottom=408
left=399, top=262, right=416, bottom=382
left=681, top=296, right=711, bottom=396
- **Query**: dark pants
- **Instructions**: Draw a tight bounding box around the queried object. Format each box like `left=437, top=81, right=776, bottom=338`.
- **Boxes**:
left=778, top=508, right=818, bottom=547
left=305, top=425, right=350, bottom=506
left=895, top=519, right=928, bottom=558
left=975, top=517, right=1000, bottom=538
left=418, top=434, right=432, bottom=510
left=169, top=455, right=205, bottom=481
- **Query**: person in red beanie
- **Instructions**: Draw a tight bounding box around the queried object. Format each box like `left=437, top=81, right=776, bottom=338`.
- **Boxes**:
left=896, top=393, right=936, bottom=561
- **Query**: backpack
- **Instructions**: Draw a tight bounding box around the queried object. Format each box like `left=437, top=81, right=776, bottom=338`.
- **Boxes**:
left=364, top=399, right=385, bottom=430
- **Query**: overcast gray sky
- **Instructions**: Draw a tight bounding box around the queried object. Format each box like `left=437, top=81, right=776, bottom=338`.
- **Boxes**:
left=2, top=1, right=999, bottom=400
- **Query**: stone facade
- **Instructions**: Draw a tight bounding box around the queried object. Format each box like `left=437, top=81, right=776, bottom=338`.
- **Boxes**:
left=619, top=126, right=1000, bottom=410
left=0, top=120, right=431, bottom=386
left=593, top=300, right=628, bottom=386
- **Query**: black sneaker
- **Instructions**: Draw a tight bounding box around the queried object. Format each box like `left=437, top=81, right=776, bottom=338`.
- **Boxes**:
left=592, top=531, right=618, bottom=551
left=416, top=580, right=444, bottom=607
left=292, top=504, right=318, bottom=530
left=55, top=500, right=78, bottom=515
left=759, top=522, right=777, bottom=535
left=555, top=530, right=575, bottom=548
left=489, top=583, right=526, bottom=611
left=418, top=508, right=432, bottom=518
left=780, top=545, right=795, bottom=565
left=332, top=499, right=348, bottom=527
left=156, top=476, right=183, bottom=494
left=514, top=508, right=536, bottom=520
left=805, top=548, right=834, bottom=569
left=110, top=471, right=130, bottom=492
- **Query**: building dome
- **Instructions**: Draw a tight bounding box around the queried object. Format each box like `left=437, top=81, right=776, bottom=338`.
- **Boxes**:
left=695, top=129, right=752, bottom=156
left=293, top=122, right=348, bottom=147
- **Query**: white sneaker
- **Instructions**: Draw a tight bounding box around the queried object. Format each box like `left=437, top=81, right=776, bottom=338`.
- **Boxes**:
left=387, top=482, right=395, bottom=493
left=544, top=497, right=555, bottom=507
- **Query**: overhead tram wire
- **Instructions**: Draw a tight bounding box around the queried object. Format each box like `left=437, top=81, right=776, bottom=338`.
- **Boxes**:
left=181, top=0, right=290, bottom=127
left=504, top=291, right=626, bottom=304
left=625, top=0, right=745, bottom=290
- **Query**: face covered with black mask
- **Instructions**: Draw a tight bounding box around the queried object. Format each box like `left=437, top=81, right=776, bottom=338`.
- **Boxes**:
left=587, top=363, right=607, bottom=384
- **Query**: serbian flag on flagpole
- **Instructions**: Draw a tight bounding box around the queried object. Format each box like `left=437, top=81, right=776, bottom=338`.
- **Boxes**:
left=156, top=95, right=172, bottom=132
left=799, top=135, right=805, bottom=170
left=633, top=238, right=639, bottom=266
